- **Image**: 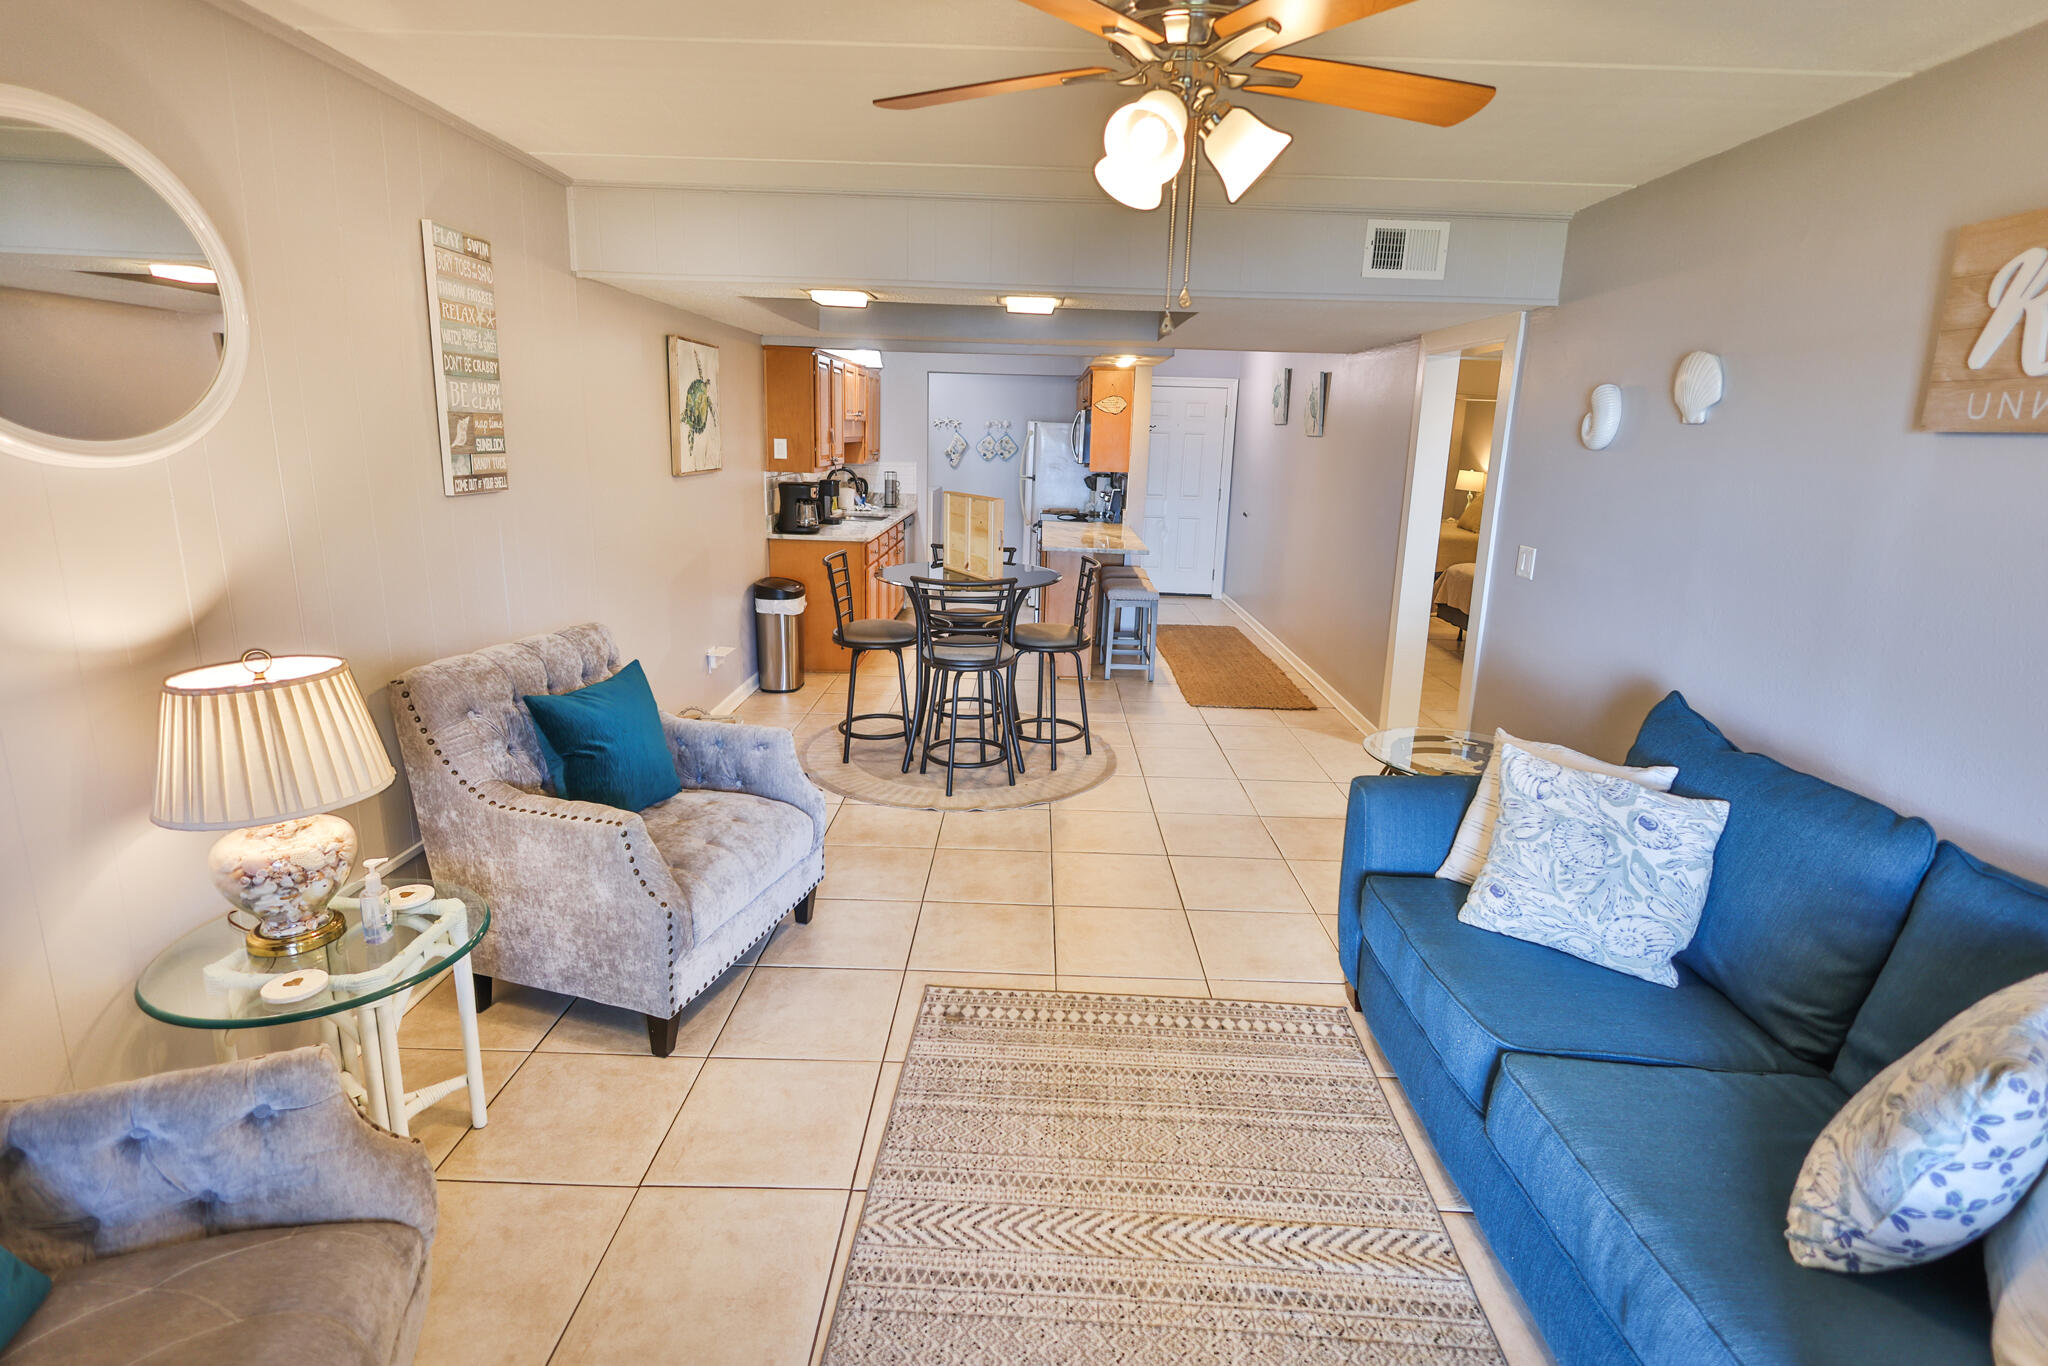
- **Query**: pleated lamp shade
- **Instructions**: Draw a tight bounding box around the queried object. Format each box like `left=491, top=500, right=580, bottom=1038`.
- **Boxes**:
left=153, top=652, right=395, bottom=831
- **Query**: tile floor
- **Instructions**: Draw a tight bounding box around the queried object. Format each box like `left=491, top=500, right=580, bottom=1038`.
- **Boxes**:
left=402, top=593, right=1553, bottom=1366
left=1421, top=614, right=1467, bottom=729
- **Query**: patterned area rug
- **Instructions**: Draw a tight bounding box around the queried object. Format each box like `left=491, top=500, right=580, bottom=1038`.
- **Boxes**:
left=822, top=988, right=1505, bottom=1365
left=1153, top=626, right=1315, bottom=709
left=800, top=722, right=1117, bottom=811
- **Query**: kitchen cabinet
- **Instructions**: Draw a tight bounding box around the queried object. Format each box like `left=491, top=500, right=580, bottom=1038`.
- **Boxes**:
left=765, top=518, right=911, bottom=672
left=1076, top=365, right=1135, bottom=472
left=764, top=345, right=869, bottom=470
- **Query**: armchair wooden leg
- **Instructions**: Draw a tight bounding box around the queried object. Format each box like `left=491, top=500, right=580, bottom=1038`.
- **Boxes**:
left=795, top=887, right=816, bottom=924
left=473, top=974, right=494, bottom=1013
left=647, top=1009, right=682, bottom=1058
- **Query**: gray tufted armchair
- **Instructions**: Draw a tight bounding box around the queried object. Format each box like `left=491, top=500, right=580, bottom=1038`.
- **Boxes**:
left=390, top=623, right=827, bottom=1055
left=0, top=1048, right=437, bottom=1365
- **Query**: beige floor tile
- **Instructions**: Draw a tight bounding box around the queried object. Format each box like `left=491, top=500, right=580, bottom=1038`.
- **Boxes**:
left=1187, top=910, right=1342, bottom=982
left=646, top=1058, right=878, bottom=1189
left=1156, top=812, right=1280, bottom=859
left=1225, top=748, right=1331, bottom=783
left=1125, top=721, right=1220, bottom=750
left=402, top=978, right=570, bottom=1053
left=1137, top=747, right=1237, bottom=779
left=1290, top=861, right=1342, bottom=917
left=922, top=848, right=1053, bottom=904
left=1055, top=976, right=1209, bottom=997
left=1054, top=905, right=1206, bottom=978
left=759, top=900, right=918, bottom=969
left=399, top=1048, right=525, bottom=1167
left=1171, top=856, right=1312, bottom=913
left=853, top=1063, right=903, bottom=1191
left=909, top=902, right=1055, bottom=973
left=1049, top=808, right=1165, bottom=854
left=1210, top=725, right=1309, bottom=755
left=439, top=1052, right=701, bottom=1185
left=552, top=1186, right=846, bottom=1366
left=1316, top=752, right=1382, bottom=784
left=1282, top=709, right=1364, bottom=739
left=1241, top=779, right=1348, bottom=818
left=886, top=972, right=1053, bottom=1059
left=938, top=808, right=1051, bottom=850
left=714, top=967, right=901, bottom=1061
left=1382, top=1076, right=1473, bottom=1212
left=826, top=803, right=942, bottom=847
left=1196, top=707, right=1286, bottom=728
left=1263, top=816, right=1346, bottom=862
left=1444, top=1213, right=1559, bottom=1366
left=816, top=845, right=933, bottom=901
left=417, top=1182, right=633, bottom=1366
left=1208, top=980, right=1355, bottom=1008
left=539, top=960, right=750, bottom=1058
left=1055, top=774, right=1153, bottom=811
left=813, top=1192, right=865, bottom=1365
left=1051, top=852, right=1182, bottom=908
left=1144, top=776, right=1254, bottom=815
left=1120, top=699, right=1204, bottom=724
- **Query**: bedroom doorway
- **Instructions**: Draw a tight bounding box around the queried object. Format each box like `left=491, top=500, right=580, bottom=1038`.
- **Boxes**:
left=1381, top=313, right=1527, bottom=733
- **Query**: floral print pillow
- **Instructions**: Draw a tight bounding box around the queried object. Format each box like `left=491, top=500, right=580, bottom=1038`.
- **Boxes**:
left=1787, top=972, right=2048, bottom=1273
left=1460, top=742, right=1730, bottom=987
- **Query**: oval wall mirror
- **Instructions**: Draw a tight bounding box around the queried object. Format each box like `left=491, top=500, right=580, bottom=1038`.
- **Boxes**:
left=0, top=85, right=249, bottom=469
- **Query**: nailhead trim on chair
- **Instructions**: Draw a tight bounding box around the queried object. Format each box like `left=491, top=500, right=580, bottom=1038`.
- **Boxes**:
left=670, top=877, right=824, bottom=1010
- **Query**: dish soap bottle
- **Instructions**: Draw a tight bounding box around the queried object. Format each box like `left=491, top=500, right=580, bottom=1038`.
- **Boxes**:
left=360, top=857, right=393, bottom=946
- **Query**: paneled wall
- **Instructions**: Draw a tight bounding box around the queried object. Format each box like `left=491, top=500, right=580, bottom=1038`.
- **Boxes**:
left=0, top=0, right=768, bottom=1095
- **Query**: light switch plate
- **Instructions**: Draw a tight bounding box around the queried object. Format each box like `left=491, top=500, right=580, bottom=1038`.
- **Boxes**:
left=1516, top=546, right=1538, bottom=580
left=773, top=437, right=788, bottom=461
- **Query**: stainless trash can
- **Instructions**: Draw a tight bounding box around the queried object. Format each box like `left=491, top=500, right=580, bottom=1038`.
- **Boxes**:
left=752, top=577, right=806, bottom=693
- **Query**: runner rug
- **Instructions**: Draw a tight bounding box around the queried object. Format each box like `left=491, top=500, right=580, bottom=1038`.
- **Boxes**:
left=821, top=988, right=1505, bottom=1365
left=1153, top=625, right=1315, bottom=709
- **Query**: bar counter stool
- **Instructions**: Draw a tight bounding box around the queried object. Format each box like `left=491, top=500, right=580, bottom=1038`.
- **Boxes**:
left=1100, top=565, right=1159, bottom=682
left=824, top=550, right=914, bottom=764
left=905, top=576, right=1025, bottom=796
left=1010, top=555, right=1098, bottom=770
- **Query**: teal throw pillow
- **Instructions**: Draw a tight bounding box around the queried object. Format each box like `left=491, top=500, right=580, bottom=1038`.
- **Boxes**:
left=1, top=1245, right=50, bottom=1350
left=524, top=660, right=681, bottom=812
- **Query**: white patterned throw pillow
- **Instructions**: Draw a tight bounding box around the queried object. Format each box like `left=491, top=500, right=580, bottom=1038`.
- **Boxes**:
left=1459, top=743, right=1728, bottom=987
left=1435, top=729, right=1677, bottom=885
left=1786, top=973, right=2048, bottom=1274
left=1988, top=1174, right=2048, bottom=1366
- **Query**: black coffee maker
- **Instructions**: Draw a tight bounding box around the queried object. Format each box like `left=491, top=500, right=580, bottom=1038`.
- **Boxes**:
left=774, top=481, right=820, bottom=535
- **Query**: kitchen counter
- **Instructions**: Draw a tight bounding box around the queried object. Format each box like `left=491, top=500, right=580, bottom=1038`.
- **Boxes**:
left=1037, top=519, right=1147, bottom=555
left=767, top=498, right=916, bottom=544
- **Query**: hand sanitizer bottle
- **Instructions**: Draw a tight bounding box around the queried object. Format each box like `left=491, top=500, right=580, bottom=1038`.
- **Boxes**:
left=360, top=857, right=393, bottom=946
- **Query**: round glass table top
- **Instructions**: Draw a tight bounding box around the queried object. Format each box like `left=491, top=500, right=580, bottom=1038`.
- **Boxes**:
left=880, top=563, right=1059, bottom=591
left=1363, top=727, right=1496, bottom=777
left=135, top=878, right=489, bottom=1030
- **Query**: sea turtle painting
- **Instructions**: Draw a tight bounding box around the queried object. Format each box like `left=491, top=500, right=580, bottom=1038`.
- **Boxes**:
left=669, top=337, right=722, bottom=473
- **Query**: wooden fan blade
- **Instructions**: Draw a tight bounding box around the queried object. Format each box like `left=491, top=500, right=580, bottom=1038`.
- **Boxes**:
left=1015, top=0, right=1165, bottom=43
left=1247, top=54, right=1494, bottom=126
left=874, top=67, right=1113, bottom=111
left=1212, top=0, right=1418, bottom=51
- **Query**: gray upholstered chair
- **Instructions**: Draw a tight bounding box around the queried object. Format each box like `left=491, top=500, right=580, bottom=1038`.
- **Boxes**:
left=390, top=623, right=827, bottom=1056
left=0, top=1048, right=437, bottom=1366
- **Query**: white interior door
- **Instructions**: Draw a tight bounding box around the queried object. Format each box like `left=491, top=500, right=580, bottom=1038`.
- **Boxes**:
left=1141, top=378, right=1235, bottom=595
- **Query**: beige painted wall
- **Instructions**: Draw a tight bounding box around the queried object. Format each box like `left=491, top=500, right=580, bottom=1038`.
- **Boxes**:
left=0, top=286, right=223, bottom=439
left=1474, top=20, right=2048, bottom=880
left=0, top=0, right=768, bottom=1096
left=1220, top=346, right=1420, bottom=722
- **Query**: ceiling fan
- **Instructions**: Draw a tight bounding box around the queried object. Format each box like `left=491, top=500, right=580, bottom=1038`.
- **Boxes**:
left=874, top=0, right=1494, bottom=336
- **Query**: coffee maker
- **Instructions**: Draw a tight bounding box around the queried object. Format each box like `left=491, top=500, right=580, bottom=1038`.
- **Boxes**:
left=774, top=481, right=820, bottom=535
left=1084, top=471, right=1127, bottom=523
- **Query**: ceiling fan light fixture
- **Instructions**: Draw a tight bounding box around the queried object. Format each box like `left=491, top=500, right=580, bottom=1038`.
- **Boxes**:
left=1201, top=106, right=1292, bottom=202
left=1102, top=91, right=1188, bottom=181
left=1001, top=295, right=1060, bottom=315
left=807, top=288, right=872, bottom=308
left=1094, top=155, right=1165, bottom=211
left=1161, top=8, right=1192, bottom=44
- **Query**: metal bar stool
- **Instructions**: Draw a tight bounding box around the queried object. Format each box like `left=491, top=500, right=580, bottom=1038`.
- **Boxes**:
left=1010, top=555, right=1098, bottom=770
left=1100, top=566, right=1159, bottom=682
left=904, top=576, right=1026, bottom=796
left=823, top=550, right=915, bottom=764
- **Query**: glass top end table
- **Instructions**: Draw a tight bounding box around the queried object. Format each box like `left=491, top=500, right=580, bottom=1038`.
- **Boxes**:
left=1363, top=727, right=1496, bottom=777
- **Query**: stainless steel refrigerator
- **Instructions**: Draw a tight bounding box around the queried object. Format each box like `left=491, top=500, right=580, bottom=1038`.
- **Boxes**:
left=1021, top=418, right=1092, bottom=566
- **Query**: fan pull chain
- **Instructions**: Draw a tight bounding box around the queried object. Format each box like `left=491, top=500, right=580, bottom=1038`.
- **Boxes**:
left=1161, top=151, right=1181, bottom=337
left=1178, top=144, right=1197, bottom=309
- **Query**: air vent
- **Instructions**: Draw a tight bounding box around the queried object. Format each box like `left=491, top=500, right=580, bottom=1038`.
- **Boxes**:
left=1363, top=219, right=1450, bottom=280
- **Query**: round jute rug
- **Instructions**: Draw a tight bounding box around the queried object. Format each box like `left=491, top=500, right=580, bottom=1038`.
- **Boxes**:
left=800, top=722, right=1118, bottom=811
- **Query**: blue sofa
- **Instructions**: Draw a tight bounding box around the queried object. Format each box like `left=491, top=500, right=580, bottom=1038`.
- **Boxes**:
left=1336, top=692, right=2048, bottom=1366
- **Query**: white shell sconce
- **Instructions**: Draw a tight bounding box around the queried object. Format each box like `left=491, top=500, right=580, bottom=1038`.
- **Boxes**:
left=1673, top=351, right=1725, bottom=424
left=1580, top=384, right=1622, bottom=450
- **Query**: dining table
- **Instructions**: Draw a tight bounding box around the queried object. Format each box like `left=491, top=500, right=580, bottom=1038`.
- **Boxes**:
left=878, top=562, right=1059, bottom=592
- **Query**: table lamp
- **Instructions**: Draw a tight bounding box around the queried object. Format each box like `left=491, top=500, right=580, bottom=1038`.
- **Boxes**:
left=153, top=650, right=395, bottom=957
left=1455, top=467, right=1486, bottom=515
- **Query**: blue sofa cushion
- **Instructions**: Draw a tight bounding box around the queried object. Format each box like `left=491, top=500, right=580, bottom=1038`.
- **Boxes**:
left=1357, top=874, right=1815, bottom=1113
left=1626, top=692, right=1936, bottom=1066
left=1833, top=842, right=2048, bottom=1094
left=1487, top=1054, right=1993, bottom=1366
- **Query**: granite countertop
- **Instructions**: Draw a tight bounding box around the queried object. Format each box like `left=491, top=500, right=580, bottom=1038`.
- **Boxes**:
left=1038, top=519, right=1148, bottom=555
left=767, top=498, right=916, bottom=543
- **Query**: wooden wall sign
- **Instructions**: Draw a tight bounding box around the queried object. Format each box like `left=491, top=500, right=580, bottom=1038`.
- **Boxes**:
left=420, top=220, right=508, bottom=493
left=1922, top=207, right=2048, bottom=434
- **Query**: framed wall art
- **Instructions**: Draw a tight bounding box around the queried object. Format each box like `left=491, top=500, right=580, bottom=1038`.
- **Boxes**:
left=1305, top=371, right=1331, bottom=437
left=1271, top=366, right=1291, bottom=425
left=668, top=335, right=722, bottom=474
left=421, top=220, right=506, bottom=494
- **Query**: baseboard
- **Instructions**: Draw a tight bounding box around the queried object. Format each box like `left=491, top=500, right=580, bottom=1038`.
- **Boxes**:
left=1217, top=594, right=1380, bottom=735
left=713, top=673, right=759, bottom=717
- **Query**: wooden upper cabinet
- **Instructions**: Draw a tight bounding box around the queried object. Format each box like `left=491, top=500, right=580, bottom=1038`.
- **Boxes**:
left=1078, top=365, right=1136, bottom=472
left=765, top=346, right=888, bottom=468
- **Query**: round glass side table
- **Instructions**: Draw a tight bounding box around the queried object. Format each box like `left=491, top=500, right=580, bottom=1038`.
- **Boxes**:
left=1363, top=726, right=1495, bottom=777
left=136, top=878, right=492, bottom=1139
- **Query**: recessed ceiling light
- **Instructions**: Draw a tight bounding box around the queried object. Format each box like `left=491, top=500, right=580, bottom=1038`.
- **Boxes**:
left=1114, top=355, right=1138, bottom=368
left=149, top=262, right=217, bottom=286
left=807, top=288, right=871, bottom=308
left=1001, top=295, right=1060, bottom=315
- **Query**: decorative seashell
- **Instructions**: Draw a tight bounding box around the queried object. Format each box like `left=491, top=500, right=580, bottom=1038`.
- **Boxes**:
left=1580, top=384, right=1622, bottom=450
left=1673, top=351, right=1725, bottom=425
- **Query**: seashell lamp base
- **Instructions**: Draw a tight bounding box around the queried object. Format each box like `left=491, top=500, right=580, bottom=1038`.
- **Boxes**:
left=208, top=813, right=357, bottom=956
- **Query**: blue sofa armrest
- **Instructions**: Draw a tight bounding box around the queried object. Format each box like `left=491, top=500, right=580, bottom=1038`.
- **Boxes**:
left=1336, top=774, right=1480, bottom=992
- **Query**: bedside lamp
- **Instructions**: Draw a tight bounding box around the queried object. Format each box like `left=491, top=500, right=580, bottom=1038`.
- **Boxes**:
left=153, top=650, right=395, bottom=957
left=1455, top=467, right=1485, bottom=514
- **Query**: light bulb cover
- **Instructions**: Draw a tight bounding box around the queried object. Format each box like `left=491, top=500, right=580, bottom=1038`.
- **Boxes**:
left=807, top=288, right=872, bottom=308
left=1001, top=295, right=1060, bottom=315
left=1102, top=92, right=1188, bottom=182
left=1094, top=156, right=1164, bottom=211
left=1201, top=106, right=1292, bottom=202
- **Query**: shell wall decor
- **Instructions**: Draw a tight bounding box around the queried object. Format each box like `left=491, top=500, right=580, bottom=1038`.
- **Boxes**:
left=1673, top=352, right=1725, bottom=425
left=1580, top=384, right=1623, bottom=450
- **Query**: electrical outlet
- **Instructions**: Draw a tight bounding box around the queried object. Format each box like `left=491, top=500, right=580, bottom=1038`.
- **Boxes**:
left=1515, top=546, right=1538, bottom=580
left=705, top=646, right=736, bottom=673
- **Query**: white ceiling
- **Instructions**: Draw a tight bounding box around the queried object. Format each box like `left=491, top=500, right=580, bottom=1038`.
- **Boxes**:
left=241, top=0, right=2048, bottom=216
